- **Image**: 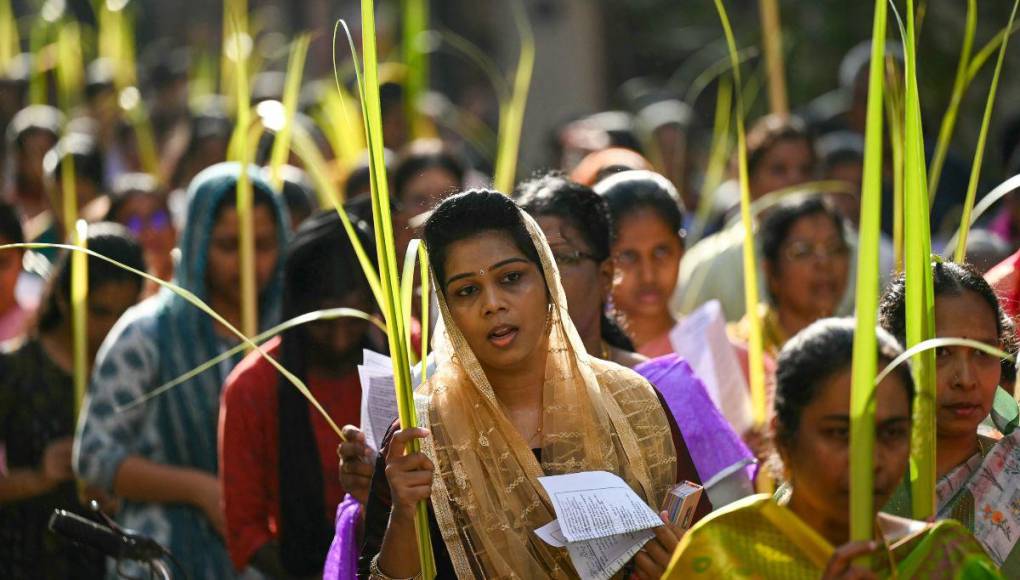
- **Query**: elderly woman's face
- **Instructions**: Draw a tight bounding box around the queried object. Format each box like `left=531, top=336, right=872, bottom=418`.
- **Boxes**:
left=766, top=213, right=849, bottom=321
left=441, top=230, right=549, bottom=374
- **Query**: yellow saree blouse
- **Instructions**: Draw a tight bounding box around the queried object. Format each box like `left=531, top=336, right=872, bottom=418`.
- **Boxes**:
left=663, top=494, right=1001, bottom=579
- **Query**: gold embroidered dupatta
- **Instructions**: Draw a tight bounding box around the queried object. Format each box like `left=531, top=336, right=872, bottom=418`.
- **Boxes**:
left=416, top=210, right=678, bottom=579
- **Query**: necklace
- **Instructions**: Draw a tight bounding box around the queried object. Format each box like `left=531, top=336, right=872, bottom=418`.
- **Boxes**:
left=600, top=340, right=611, bottom=361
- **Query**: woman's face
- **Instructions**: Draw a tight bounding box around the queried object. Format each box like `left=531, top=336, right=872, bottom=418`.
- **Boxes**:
left=933, top=291, right=1002, bottom=440
left=782, top=367, right=912, bottom=530
left=536, top=215, right=612, bottom=344
left=749, top=137, right=814, bottom=198
left=442, top=230, right=549, bottom=373
left=206, top=204, right=280, bottom=306
left=766, top=213, right=849, bottom=321
left=611, top=208, right=683, bottom=320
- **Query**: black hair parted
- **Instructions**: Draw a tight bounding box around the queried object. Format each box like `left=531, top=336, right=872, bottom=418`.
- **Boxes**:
left=878, top=260, right=1018, bottom=382
left=423, top=189, right=541, bottom=291
left=515, top=172, right=611, bottom=261
left=773, top=317, right=913, bottom=449
left=760, top=195, right=847, bottom=265
left=515, top=172, right=635, bottom=352
left=593, top=170, right=685, bottom=239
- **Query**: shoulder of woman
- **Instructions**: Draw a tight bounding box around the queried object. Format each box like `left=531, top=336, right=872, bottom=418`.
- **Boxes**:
left=663, top=494, right=773, bottom=577
left=222, top=337, right=282, bottom=395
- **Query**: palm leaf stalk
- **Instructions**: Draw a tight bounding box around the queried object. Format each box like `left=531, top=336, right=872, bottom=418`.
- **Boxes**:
left=225, top=12, right=257, bottom=343
left=954, top=0, right=1020, bottom=263
left=848, top=0, right=886, bottom=550
left=0, top=0, right=19, bottom=73
left=709, top=0, right=768, bottom=487
left=492, top=0, right=534, bottom=194
left=339, top=3, right=438, bottom=575
left=757, top=0, right=788, bottom=116
left=899, top=0, right=939, bottom=521
left=402, top=0, right=430, bottom=138
left=927, top=0, right=976, bottom=201
left=268, top=34, right=312, bottom=190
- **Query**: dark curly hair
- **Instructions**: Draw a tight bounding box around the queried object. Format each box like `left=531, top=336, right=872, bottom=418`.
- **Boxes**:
left=774, top=317, right=913, bottom=450
left=878, top=260, right=1017, bottom=383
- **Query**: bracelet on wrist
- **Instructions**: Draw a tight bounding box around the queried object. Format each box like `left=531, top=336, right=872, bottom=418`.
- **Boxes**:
left=369, top=553, right=421, bottom=580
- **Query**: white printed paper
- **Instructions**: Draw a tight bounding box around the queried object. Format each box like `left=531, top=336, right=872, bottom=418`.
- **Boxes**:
left=538, top=471, right=662, bottom=543
left=358, top=350, right=434, bottom=451
left=669, top=300, right=753, bottom=434
left=535, top=472, right=661, bottom=580
left=535, top=519, right=653, bottom=580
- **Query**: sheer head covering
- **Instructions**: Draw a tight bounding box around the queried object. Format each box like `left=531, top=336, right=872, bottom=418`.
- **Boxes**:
left=419, top=190, right=677, bottom=578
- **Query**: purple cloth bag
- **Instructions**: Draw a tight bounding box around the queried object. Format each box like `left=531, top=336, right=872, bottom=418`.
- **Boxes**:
left=323, top=494, right=362, bottom=580
left=635, top=354, right=756, bottom=486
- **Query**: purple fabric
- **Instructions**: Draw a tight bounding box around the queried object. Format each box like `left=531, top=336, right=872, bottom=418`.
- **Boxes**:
left=323, top=494, right=361, bottom=580
left=635, top=354, right=756, bottom=485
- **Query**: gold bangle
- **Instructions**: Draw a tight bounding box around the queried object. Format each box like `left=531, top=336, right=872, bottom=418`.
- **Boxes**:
left=369, top=553, right=420, bottom=580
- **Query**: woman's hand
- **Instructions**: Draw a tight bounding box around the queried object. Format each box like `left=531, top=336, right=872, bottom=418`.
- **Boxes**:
left=338, top=425, right=376, bottom=505
left=821, top=541, right=879, bottom=580
left=632, top=511, right=682, bottom=580
left=384, top=427, right=434, bottom=522
left=40, top=437, right=75, bottom=487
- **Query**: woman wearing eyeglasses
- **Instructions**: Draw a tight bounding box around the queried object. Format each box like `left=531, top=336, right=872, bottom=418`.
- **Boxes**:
left=728, top=195, right=851, bottom=358
left=104, top=173, right=177, bottom=297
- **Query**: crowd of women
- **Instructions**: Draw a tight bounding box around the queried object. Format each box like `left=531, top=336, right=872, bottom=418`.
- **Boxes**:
left=2, top=23, right=1020, bottom=580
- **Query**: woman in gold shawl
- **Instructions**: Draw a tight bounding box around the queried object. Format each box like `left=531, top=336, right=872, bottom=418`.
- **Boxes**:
left=663, top=319, right=999, bottom=579
left=357, top=189, right=706, bottom=579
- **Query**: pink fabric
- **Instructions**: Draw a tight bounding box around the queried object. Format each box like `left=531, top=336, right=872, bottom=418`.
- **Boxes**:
left=638, top=332, right=675, bottom=359
left=0, top=303, right=30, bottom=342
left=986, top=248, right=1020, bottom=321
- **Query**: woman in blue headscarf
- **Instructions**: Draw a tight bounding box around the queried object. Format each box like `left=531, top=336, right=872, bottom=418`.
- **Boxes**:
left=74, top=163, right=290, bottom=579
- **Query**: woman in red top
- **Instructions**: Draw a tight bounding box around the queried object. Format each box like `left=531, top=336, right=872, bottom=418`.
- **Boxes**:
left=219, top=209, right=379, bottom=578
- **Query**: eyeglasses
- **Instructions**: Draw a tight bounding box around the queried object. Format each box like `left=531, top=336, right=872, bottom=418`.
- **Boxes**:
left=124, top=209, right=171, bottom=237
left=783, top=240, right=849, bottom=263
left=552, top=249, right=599, bottom=268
